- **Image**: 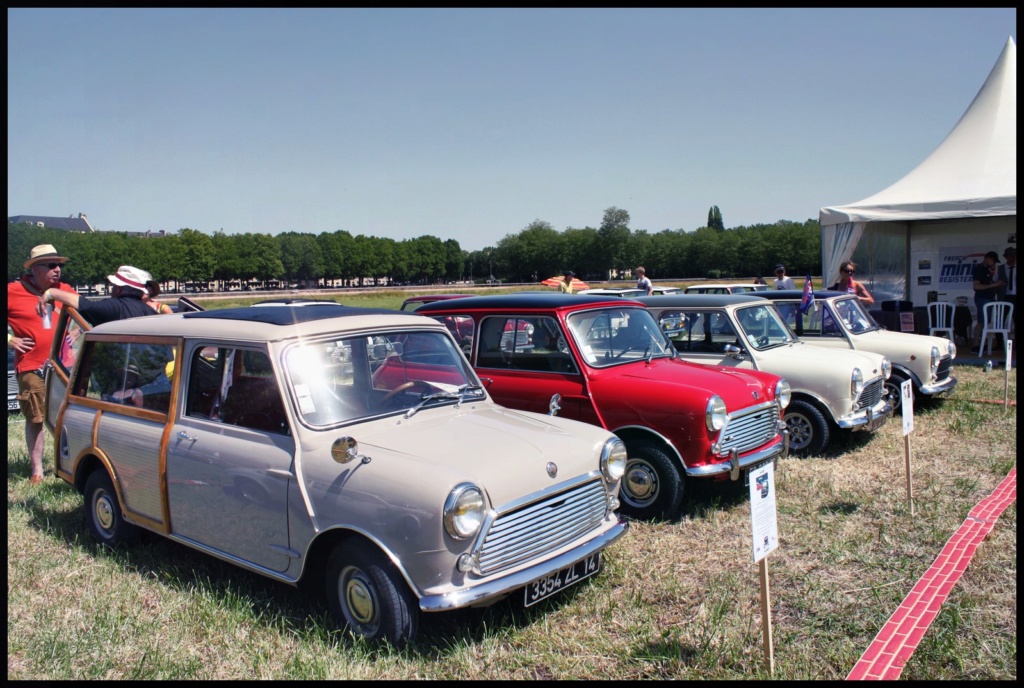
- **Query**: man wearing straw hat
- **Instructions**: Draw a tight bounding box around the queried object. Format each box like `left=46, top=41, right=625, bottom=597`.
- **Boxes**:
left=7, top=244, right=77, bottom=485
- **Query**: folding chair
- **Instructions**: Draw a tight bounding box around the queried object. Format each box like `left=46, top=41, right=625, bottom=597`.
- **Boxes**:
left=979, top=301, right=1014, bottom=357
left=927, top=302, right=955, bottom=340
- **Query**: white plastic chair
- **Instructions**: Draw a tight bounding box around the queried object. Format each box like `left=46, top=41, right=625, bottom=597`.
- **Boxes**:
left=927, top=302, right=955, bottom=340
left=979, top=301, right=1013, bottom=357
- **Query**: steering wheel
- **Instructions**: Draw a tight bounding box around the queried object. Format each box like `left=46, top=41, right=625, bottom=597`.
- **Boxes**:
left=380, top=380, right=430, bottom=405
left=757, top=335, right=770, bottom=347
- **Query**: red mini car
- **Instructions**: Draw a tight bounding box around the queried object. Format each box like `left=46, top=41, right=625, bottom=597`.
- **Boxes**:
left=417, top=293, right=791, bottom=520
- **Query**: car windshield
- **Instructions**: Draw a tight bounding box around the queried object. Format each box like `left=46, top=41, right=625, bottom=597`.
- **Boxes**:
left=566, top=307, right=674, bottom=368
left=734, top=304, right=798, bottom=350
left=284, top=330, right=483, bottom=427
left=831, top=297, right=880, bottom=335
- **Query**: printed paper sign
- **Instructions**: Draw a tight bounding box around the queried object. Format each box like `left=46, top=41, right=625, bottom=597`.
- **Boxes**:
left=749, top=462, right=779, bottom=563
left=1007, top=340, right=1013, bottom=371
left=901, top=379, right=914, bottom=436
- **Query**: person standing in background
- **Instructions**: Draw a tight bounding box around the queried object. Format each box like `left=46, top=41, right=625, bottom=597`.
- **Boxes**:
left=635, top=267, right=653, bottom=295
left=144, top=279, right=174, bottom=314
left=970, top=251, right=1004, bottom=353
left=40, top=265, right=159, bottom=327
left=7, top=244, right=77, bottom=485
left=829, top=261, right=874, bottom=306
left=996, top=246, right=1016, bottom=337
left=559, top=271, right=576, bottom=294
left=773, top=265, right=795, bottom=290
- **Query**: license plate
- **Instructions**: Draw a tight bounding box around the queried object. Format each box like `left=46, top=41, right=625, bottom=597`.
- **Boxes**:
left=744, top=460, right=772, bottom=486
left=8, top=400, right=20, bottom=411
left=524, top=552, right=601, bottom=607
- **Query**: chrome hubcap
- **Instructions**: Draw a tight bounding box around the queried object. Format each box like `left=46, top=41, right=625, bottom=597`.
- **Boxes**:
left=623, top=460, right=659, bottom=506
left=786, top=414, right=812, bottom=450
left=341, top=567, right=377, bottom=629
left=95, top=493, right=115, bottom=532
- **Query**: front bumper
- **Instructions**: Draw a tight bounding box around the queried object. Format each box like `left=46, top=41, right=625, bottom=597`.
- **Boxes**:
left=837, top=398, right=893, bottom=432
left=920, top=375, right=957, bottom=397
left=685, top=431, right=788, bottom=480
left=416, top=516, right=628, bottom=612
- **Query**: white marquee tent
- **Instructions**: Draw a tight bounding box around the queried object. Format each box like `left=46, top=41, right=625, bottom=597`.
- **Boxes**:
left=819, top=37, right=1016, bottom=313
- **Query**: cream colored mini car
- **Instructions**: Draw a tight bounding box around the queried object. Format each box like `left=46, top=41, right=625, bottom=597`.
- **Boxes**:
left=755, top=290, right=957, bottom=412
left=639, top=294, right=893, bottom=457
left=43, top=302, right=628, bottom=646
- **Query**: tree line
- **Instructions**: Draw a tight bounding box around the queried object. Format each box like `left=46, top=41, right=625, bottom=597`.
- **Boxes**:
left=8, top=207, right=821, bottom=290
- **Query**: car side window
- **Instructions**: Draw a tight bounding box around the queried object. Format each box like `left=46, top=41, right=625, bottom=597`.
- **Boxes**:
left=186, top=346, right=290, bottom=435
left=75, top=340, right=174, bottom=413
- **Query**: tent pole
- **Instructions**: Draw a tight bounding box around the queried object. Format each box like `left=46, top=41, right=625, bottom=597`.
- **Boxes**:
left=904, top=222, right=913, bottom=301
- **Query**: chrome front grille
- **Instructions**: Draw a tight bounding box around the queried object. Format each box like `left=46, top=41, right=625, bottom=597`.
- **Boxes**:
left=937, top=356, right=952, bottom=380
left=476, top=479, right=608, bottom=576
left=719, top=402, right=780, bottom=454
left=857, top=378, right=884, bottom=409
left=8, top=371, right=18, bottom=399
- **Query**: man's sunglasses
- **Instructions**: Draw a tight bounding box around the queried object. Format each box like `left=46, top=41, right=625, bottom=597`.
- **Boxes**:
left=45, top=263, right=63, bottom=269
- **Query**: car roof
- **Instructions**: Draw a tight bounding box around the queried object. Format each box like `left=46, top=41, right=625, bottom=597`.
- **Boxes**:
left=578, top=288, right=646, bottom=296
left=414, top=292, right=643, bottom=312
left=401, top=293, right=472, bottom=304
left=752, top=290, right=848, bottom=300
left=636, top=294, right=765, bottom=308
left=85, top=304, right=436, bottom=341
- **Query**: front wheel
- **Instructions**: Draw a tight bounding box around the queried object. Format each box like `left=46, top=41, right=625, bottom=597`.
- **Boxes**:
left=784, top=400, right=830, bottom=457
left=618, top=440, right=684, bottom=521
left=326, top=542, right=419, bottom=646
left=84, top=470, right=141, bottom=548
left=884, top=372, right=911, bottom=414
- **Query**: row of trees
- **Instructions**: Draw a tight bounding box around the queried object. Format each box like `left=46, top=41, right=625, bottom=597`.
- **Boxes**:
left=8, top=207, right=821, bottom=289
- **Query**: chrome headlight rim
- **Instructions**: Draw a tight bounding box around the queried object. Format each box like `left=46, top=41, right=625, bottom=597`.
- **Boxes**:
left=706, top=395, right=727, bottom=432
left=775, top=379, right=792, bottom=409
left=930, top=345, right=941, bottom=375
left=600, top=437, right=628, bottom=482
left=948, top=341, right=957, bottom=360
left=881, top=357, right=892, bottom=380
left=443, top=483, right=486, bottom=540
left=851, top=367, right=864, bottom=399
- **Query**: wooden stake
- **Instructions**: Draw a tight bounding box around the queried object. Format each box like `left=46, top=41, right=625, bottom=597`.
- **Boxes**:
left=759, top=555, right=774, bottom=675
left=904, top=434, right=914, bottom=517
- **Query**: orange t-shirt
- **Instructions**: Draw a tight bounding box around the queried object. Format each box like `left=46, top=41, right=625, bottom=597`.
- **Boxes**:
left=7, top=277, right=76, bottom=372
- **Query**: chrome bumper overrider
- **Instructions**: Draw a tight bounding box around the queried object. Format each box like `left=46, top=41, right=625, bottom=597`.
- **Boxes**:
left=920, top=375, right=957, bottom=396
left=685, top=433, right=787, bottom=480
left=837, top=398, right=894, bottom=431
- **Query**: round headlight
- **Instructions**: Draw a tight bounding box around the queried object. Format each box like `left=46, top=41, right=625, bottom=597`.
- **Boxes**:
left=930, top=345, right=941, bottom=374
left=948, top=341, right=957, bottom=360
left=706, top=395, right=727, bottom=432
left=881, top=357, right=892, bottom=380
left=774, top=379, right=791, bottom=409
left=851, top=368, right=864, bottom=398
left=601, top=437, right=627, bottom=482
left=443, top=484, right=485, bottom=540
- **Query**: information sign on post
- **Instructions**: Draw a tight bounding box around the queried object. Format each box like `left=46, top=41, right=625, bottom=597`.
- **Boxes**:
left=748, top=461, right=778, bottom=674
left=1005, top=340, right=1013, bottom=410
left=900, top=379, right=914, bottom=516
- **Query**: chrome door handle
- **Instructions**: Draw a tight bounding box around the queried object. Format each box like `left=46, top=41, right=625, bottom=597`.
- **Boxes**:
left=177, top=430, right=197, bottom=441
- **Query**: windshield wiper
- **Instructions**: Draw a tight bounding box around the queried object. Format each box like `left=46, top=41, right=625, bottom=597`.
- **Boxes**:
left=404, top=384, right=484, bottom=419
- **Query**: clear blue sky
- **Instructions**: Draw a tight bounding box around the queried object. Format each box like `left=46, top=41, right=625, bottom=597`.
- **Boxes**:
left=7, top=8, right=1016, bottom=251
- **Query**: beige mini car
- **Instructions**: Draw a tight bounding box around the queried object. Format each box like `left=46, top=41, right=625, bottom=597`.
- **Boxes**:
left=638, top=294, right=893, bottom=456
left=755, top=290, right=957, bottom=411
left=43, top=302, right=628, bottom=646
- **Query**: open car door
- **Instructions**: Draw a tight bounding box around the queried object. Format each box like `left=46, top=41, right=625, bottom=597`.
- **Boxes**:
left=43, top=306, right=90, bottom=435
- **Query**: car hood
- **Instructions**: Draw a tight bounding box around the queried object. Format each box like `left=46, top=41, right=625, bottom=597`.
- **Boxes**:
left=607, top=357, right=778, bottom=407
left=762, top=342, right=887, bottom=379
left=856, top=329, right=954, bottom=360
left=354, top=404, right=611, bottom=509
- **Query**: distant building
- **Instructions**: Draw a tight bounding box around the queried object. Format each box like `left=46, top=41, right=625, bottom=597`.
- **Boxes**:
left=9, top=212, right=94, bottom=232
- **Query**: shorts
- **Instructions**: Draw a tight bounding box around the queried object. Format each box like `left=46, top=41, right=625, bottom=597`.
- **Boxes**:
left=17, top=370, right=46, bottom=424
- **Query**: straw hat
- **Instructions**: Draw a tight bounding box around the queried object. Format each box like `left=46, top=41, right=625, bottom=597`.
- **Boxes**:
left=24, top=244, right=68, bottom=270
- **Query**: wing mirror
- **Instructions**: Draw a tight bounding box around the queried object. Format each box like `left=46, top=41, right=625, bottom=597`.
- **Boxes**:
left=724, top=344, right=745, bottom=359
left=548, top=393, right=562, bottom=416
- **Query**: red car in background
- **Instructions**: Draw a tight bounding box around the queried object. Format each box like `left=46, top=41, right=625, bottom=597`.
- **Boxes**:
left=417, top=293, right=791, bottom=521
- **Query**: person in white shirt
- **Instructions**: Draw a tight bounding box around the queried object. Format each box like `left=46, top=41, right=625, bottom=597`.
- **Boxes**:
left=773, top=264, right=795, bottom=290
left=635, top=266, right=653, bottom=295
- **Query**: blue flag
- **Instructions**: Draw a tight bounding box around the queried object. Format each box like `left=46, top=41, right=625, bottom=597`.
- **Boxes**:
left=798, top=273, right=815, bottom=315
